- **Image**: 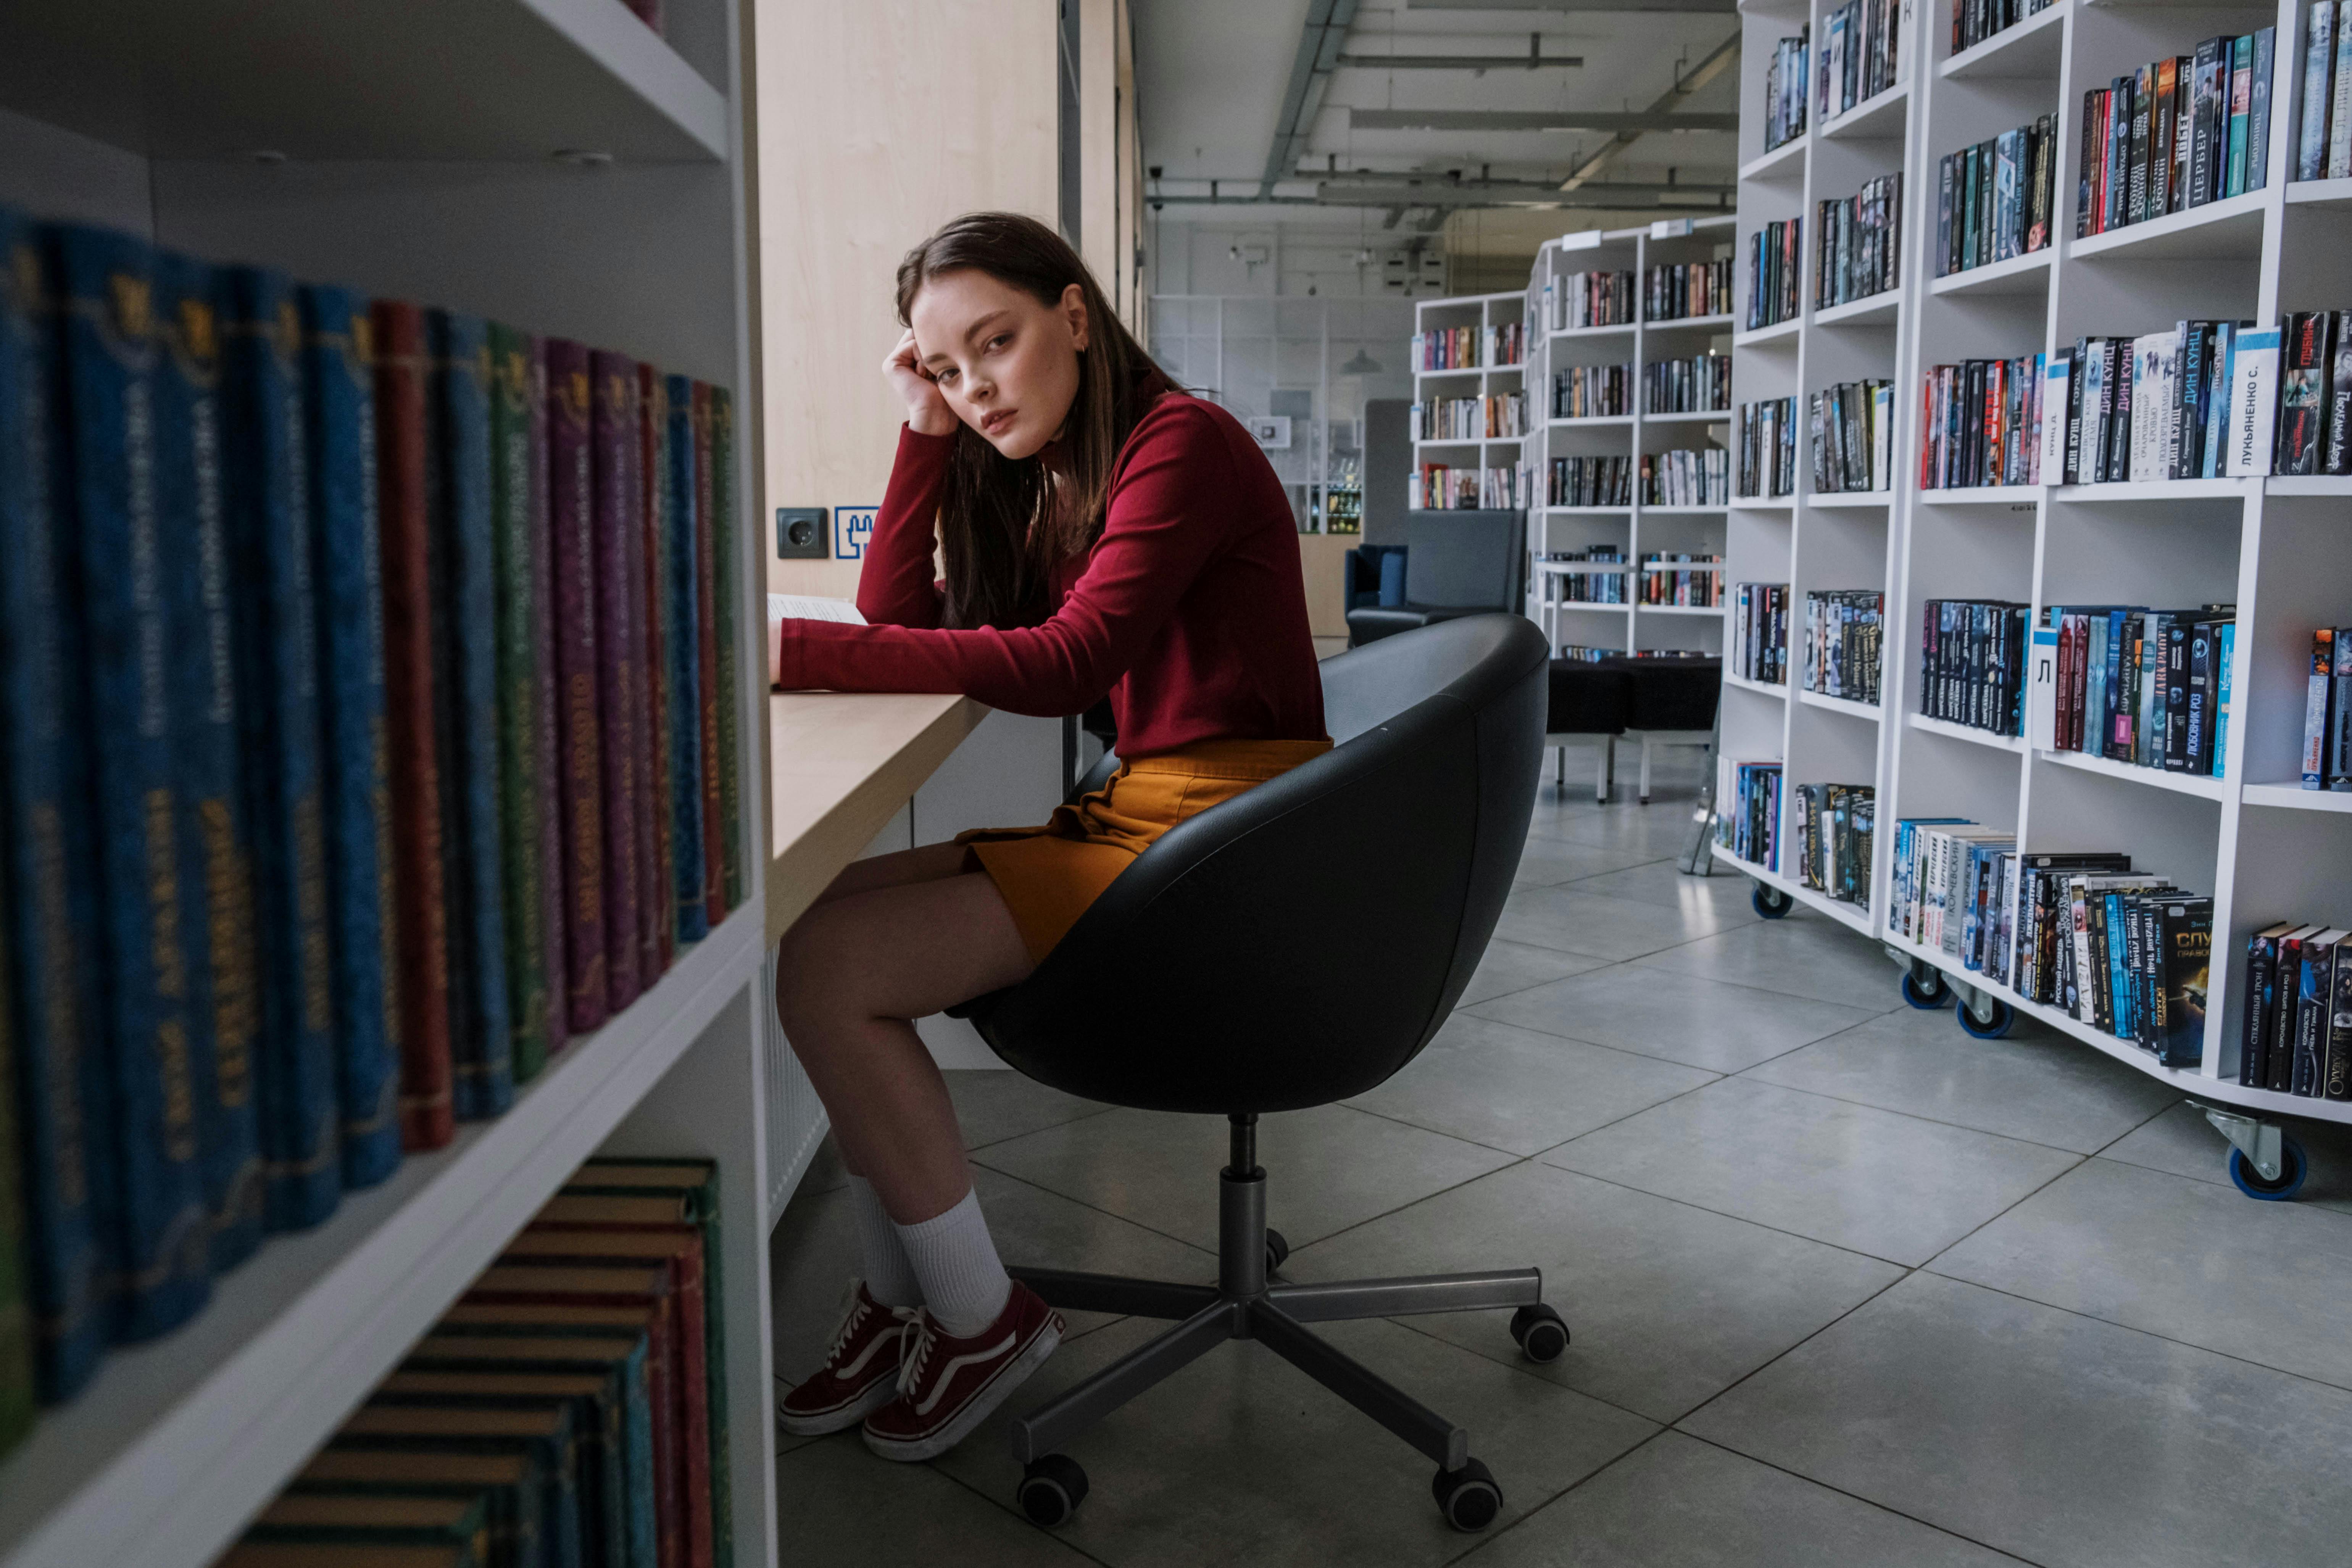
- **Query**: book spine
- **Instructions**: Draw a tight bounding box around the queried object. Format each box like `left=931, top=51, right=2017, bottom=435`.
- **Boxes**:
left=709, top=388, right=743, bottom=914
left=2305, top=628, right=2334, bottom=785
left=2213, top=622, right=2236, bottom=775
left=0, top=210, right=111, bottom=1399
left=0, top=877, right=34, bottom=1441
left=2251, top=26, right=2276, bottom=191
left=2336, top=15, right=2352, bottom=178
left=529, top=341, right=568, bottom=1059
left=2228, top=35, right=2254, bottom=196
left=54, top=225, right=215, bottom=1338
left=664, top=377, right=707, bottom=946
left=546, top=342, right=608, bottom=1033
left=370, top=302, right=455, bottom=1150
left=432, top=313, right=514, bottom=1120
left=638, top=366, right=674, bottom=979
left=2242, top=932, right=2273, bottom=1086
left=2295, top=943, right=2330, bottom=1094
left=2301, top=4, right=2334, bottom=183
left=155, top=255, right=265, bottom=1273
left=2327, top=939, right=2352, bottom=1098
left=590, top=353, right=645, bottom=1016
left=693, top=386, right=723, bottom=928
left=2272, top=936, right=2304, bottom=1093
left=489, top=327, right=550, bottom=1083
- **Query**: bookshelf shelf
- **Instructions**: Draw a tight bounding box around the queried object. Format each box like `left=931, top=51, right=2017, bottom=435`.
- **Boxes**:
left=1549, top=322, right=1637, bottom=341
left=1548, top=414, right=1636, bottom=428
left=1927, top=246, right=2053, bottom=297
left=2035, top=747, right=2231, bottom=802
left=1643, top=311, right=1741, bottom=336
left=1543, top=504, right=1634, bottom=514
left=1808, top=490, right=1894, bottom=508
left=1644, top=409, right=1734, bottom=424
left=2242, top=782, right=2352, bottom=813
left=1814, top=290, right=1904, bottom=327
left=1799, top=689, right=1883, bottom=720
left=1740, top=137, right=1809, bottom=183
left=1818, top=82, right=1910, bottom=142
left=1643, top=503, right=1733, bottom=515
left=1916, top=484, right=2043, bottom=507
left=2066, top=189, right=2268, bottom=263
left=2051, top=478, right=2253, bottom=504
left=1938, top=1, right=2068, bottom=81
left=2285, top=176, right=2352, bottom=211
left=1907, top=711, right=2027, bottom=754
left=2261, top=475, right=2352, bottom=496
left=1725, top=671, right=1789, bottom=699
left=1643, top=603, right=1728, bottom=617
left=1734, top=316, right=1802, bottom=348
left=1733, top=494, right=1798, bottom=509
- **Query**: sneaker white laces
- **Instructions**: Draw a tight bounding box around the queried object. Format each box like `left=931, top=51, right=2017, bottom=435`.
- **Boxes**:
left=896, top=1313, right=939, bottom=1396
left=822, top=1296, right=874, bottom=1370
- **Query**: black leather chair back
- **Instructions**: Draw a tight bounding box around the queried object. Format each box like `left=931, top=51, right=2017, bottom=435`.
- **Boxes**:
left=1403, top=510, right=1522, bottom=610
left=966, top=615, right=1549, bottom=1115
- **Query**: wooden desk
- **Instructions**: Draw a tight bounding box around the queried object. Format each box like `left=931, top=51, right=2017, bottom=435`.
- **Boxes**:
left=766, top=691, right=990, bottom=943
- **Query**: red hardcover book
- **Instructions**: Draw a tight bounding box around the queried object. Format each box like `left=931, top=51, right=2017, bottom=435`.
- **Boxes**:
left=529, top=338, right=569, bottom=1059
left=545, top=341, right=608, bottom=1033
left=500, top=1231, right=710, bottom=1568
left=372, top=301, right=456, bottom=1149
left=692, top=384, right=724, bottom=926
left=590, top=354, right=645, bottom=1016
left=638, top=367, right=675, bottom=975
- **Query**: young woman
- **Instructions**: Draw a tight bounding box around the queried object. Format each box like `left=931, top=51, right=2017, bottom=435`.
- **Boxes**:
left=772, top=212, right=1328, bottom=1460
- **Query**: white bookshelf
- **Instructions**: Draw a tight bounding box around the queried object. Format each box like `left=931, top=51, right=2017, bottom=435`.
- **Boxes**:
left=1409, top=289, right=1529, bottom=504
left=1728, top=0, right=2352, bottom=1138
left=1518, top=219, right=1735, bottom=657
left=0, top=3, right=793, bottom=1564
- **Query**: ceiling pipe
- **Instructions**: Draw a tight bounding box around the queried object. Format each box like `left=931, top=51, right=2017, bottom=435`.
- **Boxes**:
left=1258, top=0, right=1360, bottom=198
left=1336, top=35, right=1582, bottom=69
left=1559, top=29, right=1741, bottom=191
left=1350, top=107, right=1736, bottom=134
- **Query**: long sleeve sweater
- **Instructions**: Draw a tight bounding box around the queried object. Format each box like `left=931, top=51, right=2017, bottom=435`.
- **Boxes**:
left=774, top=389, right=1327, bottom=757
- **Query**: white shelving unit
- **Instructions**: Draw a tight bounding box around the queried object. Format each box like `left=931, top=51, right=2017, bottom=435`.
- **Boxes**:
left=0, top=2, right=789, bottom=1564
left=1408, top=288, right=1529, bottom=515
left=1728, top=0, right=2352, bottom=1141
left=1519, top=219, right=1735, bottom=657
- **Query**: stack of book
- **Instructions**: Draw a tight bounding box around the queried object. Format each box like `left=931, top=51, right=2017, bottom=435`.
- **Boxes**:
left=1541, top=549, right=1629, bottom=604
left=1765, top=32, right=1811, bottom=153
left=1816, top=0, right=1907, bottom=121
left=1643, top=353, right=1731, bottom=415
left=1919, top=600, right=2030, bottom=736
left=218, top=1156, right=738, bottom=1568
left=1483, top=322, right=1527, bottom=367
left=2053, top=322, right=2264, bottom=484
left=1817, top=173, right=1903, bottom=307
left=0, top=213, right=747, bottom=1428
left=1644, top=259, right=1732, bottom=321
left=2241, top=923, right=2352, bottom=1096
left=1733, top=583, right=1792, bottom=684
left=2275, top=309, right=2352, bottom=474
left=1804, top=590, right=1883, bottom=704
left=1553, top=364, right=1633, bottom=420
left=1641, top=554, right=1722, bottom=607
left=2295, top=4, right=2352, bottom=182
left=1412, top=463, right=1534, bottom=510
left=1641, top=448, right=1730, bottom=506
left=1549, top=455, right=1634, bottom=507
left=1934, top=118, right=2057, bottom=276
left=1809, top=379, right=1894, bottom=492
left=1544, top=270, right=1636, bottom=332
left=2031, top=604, right=2236, bottom=778
left=1412, top=392, right=1525, bottom=441
left=1737, top=398, right=1798, bottom=497
left=1746, top=221, right=1802, bottom=330
left=1411, top=326, right=1485, bottom=372
left=1919, top=356, right=2045, bottom=488
left=2076, top=31, right=2276, bottom=241
left=1716, top=761, right=1784, bottom=866
left=1952, top=0, right=2055, bottom=57
left=1788, top=783, right=1873, bottom=905
left=2299, top=626, right=2352, bottom=788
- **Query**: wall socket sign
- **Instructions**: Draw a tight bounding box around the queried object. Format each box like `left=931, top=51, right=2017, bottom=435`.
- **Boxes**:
left=775, top=506, right=827, bottom=558
left=834, top=505, right=879, bottom=561
left=1246, top=414, right=1291, bottom=450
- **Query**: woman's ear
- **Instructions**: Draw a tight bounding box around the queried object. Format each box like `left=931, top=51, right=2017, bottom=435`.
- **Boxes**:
left=1061, top=282, right=1089, bottom=353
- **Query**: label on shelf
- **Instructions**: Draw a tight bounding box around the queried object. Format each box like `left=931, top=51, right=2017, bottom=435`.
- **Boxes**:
left=2040, top=356, right=2069, bottom=480
left=2028, top=624, right=2059, bottom=750
left=2226, top=329, right=2280, bottom=476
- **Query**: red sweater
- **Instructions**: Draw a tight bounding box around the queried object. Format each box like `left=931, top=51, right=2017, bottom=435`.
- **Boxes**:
left=775, top=390, right=1327, bottom=757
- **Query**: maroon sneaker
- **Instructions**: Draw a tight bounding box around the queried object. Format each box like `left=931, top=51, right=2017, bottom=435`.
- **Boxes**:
left=862, top=1282, right=1063, bottom=1462
left=777, top=1281, right=918, bottom=1436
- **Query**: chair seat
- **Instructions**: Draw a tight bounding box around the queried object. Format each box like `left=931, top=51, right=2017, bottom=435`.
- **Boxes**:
left=1544, top=661, right=1631, bottom=736
left=1344, top=603, right=1484, bottom=645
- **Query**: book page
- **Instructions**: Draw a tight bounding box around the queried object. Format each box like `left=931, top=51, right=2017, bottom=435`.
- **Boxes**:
left=768, top=594, right=866, bottom=684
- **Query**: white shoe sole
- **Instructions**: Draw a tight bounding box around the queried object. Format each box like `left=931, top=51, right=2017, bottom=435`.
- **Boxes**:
left=861, top=1317, right=1063, bottom=1463
left=776, top=1371, right=901, bottom=1437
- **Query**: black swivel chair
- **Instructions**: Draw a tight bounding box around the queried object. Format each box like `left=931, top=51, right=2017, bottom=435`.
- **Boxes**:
left=949, top=615, right=1566, bottom=1534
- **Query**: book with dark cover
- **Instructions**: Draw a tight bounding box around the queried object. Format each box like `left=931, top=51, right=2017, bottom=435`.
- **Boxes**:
left=372, top=1373, right=621, bottom=1568
left=2160, top=615, right=2191, bottom=769
left=334, top=1403, right=580, bottom=1568
left=288, top=1450, right=538, bottom=1568
left=245, top=1492, right=488, bottom=1559
left=708, top=388, right=743, bottom=913
left=2188, top=39, right=2220, bottom=206
left=529, top=340, right=568, bottom=1062
left=637, top=367, right=674, bottom=978
left=2155, top=897, right=2212, bottom=1067
left=692, top=385, right=724, bottom=927
left=0, top=889, right=36, bottom=1446
left=663, top=377, right=706, bottom=946
left=154, top=253, right=265, bottom=1272
left=2325, top=935, right=2352, bottom=1099
left=2242, top=922, right=2291, bottom=1085
left=2227, top=34, right=2254, bottom=196
left=488, top=327, right=549, bottom=1085
left=2304, top=627, right=2334, bottom=786
left=54, top=225, right=213, bottom=1334
left=545, top=342, right=608, bottom=1033
left=2292, top=932, right=2344, bottom=1094
left=300, top=286, right=402, bottom=1191
left=589, top=352, right=643, bottom=1016
left=2271, top=927, right=2312, bottom=1092
left=2250, top=26, right=2276, bottom=191
left=2278, top=310, right=2329, bottom=474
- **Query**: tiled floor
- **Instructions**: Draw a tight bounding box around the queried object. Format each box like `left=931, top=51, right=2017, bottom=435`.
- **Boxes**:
left=769, top=750, right=2352, bottom=1566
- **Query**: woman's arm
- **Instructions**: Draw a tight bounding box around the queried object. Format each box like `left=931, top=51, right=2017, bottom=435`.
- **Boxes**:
left=850, top=424, right=953, bottom=628
left=776, top=401, right=1233, bottom=714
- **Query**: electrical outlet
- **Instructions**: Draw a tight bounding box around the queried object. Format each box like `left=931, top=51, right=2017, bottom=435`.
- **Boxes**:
left=775, top=506, right=827, bottom=559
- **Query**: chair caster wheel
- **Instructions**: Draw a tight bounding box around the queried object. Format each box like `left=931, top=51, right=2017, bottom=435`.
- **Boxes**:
left=1509, top=1302, right=1569, bottom=1363
left=1264, top=1227, right=1290, bottom=1276
left=1901, top=972, right=1950, bottom=1009
left=1752, top=882, right=1792, bottom=919
left=2229, top=1136, right=2307, bottom=1201
left=1018, top=1454, right=1089, bottom=1528
left=1433, top=1457, right=1502, bottom=1532
left=1956, top=998, right=2013, bottom=1039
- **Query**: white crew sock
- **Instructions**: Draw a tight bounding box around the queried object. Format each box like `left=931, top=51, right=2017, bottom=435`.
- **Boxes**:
left=893, top=1187, right=1013, bottom=1337
left=847, top=1176, right=923, bottom=1309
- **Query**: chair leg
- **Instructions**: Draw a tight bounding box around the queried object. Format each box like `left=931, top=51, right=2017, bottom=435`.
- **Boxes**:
left=1639, top=734, right=1653, bottom=805
left=1595, top=736, right=1611, bottom=804
left=1265, top=1268, right=1540, bottom=1324
left=1008, top=1267, right=1219, bottom=1321
left=1247, top=1300, right=1467, bottom=1470
left=1009, top=1297, right=1239, bottom=1463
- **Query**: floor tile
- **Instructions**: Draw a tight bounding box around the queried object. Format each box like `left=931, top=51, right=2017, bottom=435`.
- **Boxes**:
left=1742, top=1005, right=2178, bottom=1154
left=1456, top=1431, right=2018, bottom=1567
left=1286, top=1162, right=1904, bottom=1424
left=1554, top=859, right=1762, bottom=925
left=777, top=1435, right=1096, bottom=1566
left=933, top=1313, right=1658, bottom=1568
left=1930, top=1157, right=2352, bottom=1390
left=1681, top=1271, right=2352, bottom=1568
left=1511, top=836, right=1661, bottom=890
left=1624, top=915, right=1912, bottom=1012
left=2098, top=1099, right=2352, bottom=1214
left=1472, top=967, right=1879, bottom=1074
left=1542, top=1078, right=2080, bottom=1266
left=1489, top=886, right=1748, bottom=962
left=1455, top=939, right=1614, bottom=1009
left=1343, top=1014, right=1716, bottom=1155
left=974, top=1102, right=1517, bottom=1251
left=946, top=1068, right=1113, bottom=1151
left=1525, top=802, right=1711, bottom=861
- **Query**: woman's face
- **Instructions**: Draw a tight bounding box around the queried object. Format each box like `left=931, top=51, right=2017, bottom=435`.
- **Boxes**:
left=909, top=269, right=1088, bottom=460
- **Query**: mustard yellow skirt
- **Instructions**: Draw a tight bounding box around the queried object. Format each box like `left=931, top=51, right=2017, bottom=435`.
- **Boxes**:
left=958, top=736, right=1333, bottom=963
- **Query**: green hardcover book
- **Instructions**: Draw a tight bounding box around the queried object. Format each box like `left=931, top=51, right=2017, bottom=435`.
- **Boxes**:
left=0, top=886, right=37, bottom=1453
left=220, top=1544, right=469, bottom=1568
left=565, top=1158, right=730, bottom=1568
left=289, top=1449, right=539, bottom=1568
left=375, top=1371, right=623, bottom=1568
left=486, top=325, right=547, bottom=1083
left=333, top=1404, right=580, bottom=1568
left=247, top=1492, right=487, bottom=1562
left=707, top=390, right=742, bottom=912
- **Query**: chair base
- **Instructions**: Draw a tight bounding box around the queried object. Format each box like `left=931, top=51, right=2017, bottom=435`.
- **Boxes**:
left=1002, top=1137, right=1547, bottom=1504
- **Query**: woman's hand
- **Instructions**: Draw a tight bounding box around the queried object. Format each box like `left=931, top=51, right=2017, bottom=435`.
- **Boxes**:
left=885, top=328, right=958, bottom=437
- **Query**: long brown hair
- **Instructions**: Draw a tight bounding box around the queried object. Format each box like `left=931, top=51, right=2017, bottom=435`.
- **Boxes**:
left=896, top=212, right=1161, bottom=630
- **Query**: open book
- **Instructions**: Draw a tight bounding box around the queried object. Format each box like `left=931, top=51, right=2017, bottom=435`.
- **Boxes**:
left=769, top=593, right=865, bottom=685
